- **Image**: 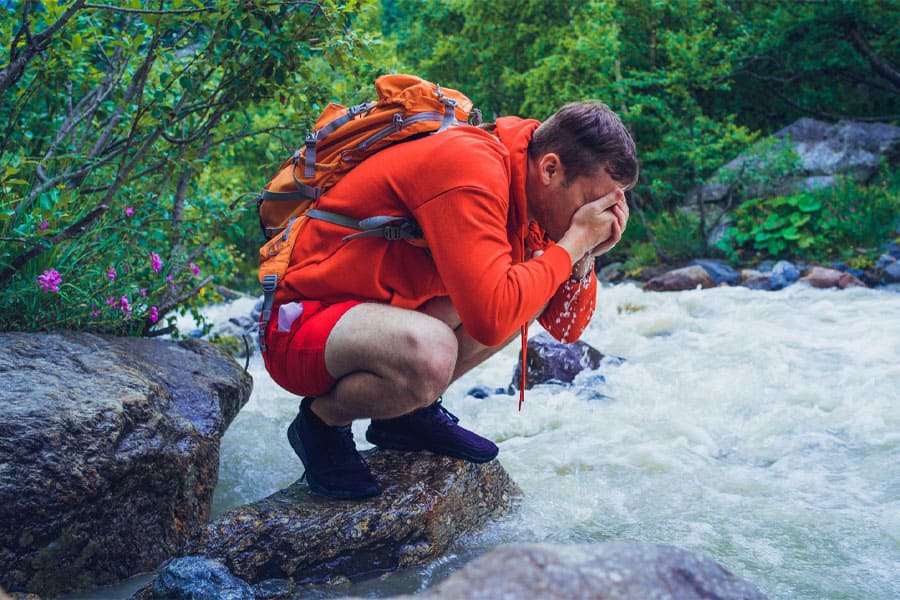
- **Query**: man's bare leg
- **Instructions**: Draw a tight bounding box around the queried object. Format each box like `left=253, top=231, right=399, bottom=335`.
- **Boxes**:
left=309, top=303, right=460, bottom=426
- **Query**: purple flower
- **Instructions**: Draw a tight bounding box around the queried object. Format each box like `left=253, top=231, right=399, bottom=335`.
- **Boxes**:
left=107, top=266, right=116, bottom=281
left=151, top=253, right=162, bottom=273
left=190, top=263, right=200, bottom=277
left=148, top=306, right=159, bottom=323
left=125, top=206, right=134, bottom=217
left=140, top=288, right=147, bottom=297
left=39, top=220, right=50, bottom=230
left=106, top=296, right=117, bottom=306
left=91, top=310, right=101, bottom=318
left=37, top=269, right=62, bottom=293
left=120, top=295, right=131, bottom=315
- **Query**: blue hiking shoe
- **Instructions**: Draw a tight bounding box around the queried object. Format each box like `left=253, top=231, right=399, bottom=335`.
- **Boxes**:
left=287, top=397, right=380, bottom=499
left=365, top=399, right=499, bottom=463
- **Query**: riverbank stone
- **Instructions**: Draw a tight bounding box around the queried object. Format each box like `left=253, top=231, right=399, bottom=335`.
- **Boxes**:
left=690, top=259, right=741, bottom=285
left=800, top=266, right=867, bottom=289
left=508, top=331, right=614, bottom=392
left=347, top=542, right=767, bottom=600
left=643, top=265, right=715, bottom=291
left=0, top=332, right=252, bottom=596
left=183, top=450, right=519, bottom=585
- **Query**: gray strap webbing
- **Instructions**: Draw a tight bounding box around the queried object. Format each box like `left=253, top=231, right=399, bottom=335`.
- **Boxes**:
left=304, top=102, right=376, bottom=179
left=259, top=273, right=278, bottom=352
left=437, top=97, right=458, bottom=132
left=260, top=188, right=312, bottom=202
left=306, top=209, right=422, bottom=242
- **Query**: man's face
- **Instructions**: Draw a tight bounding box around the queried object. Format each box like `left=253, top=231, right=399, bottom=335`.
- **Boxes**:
left=530, top=159, right=622, bottom=242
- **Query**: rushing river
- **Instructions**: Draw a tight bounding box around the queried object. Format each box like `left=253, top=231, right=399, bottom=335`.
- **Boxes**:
left=72, top=283, right=898, bottom=600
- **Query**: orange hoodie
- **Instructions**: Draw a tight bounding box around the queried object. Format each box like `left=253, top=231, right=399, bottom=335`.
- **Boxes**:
left=276, top=116, right=596, bottom=346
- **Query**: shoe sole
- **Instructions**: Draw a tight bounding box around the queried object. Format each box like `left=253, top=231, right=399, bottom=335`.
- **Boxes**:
left=366, top=431, right=498, bottom=464
left=287, top=419, right=380, bottom=499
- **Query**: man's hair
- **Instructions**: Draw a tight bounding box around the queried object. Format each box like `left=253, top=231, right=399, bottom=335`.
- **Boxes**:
left=528, top=101, right=638, bottom=189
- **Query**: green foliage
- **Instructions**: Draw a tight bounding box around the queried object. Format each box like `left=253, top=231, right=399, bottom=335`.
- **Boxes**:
left=0, top=0, right=376, bottom=334
left=718, top=167, right=900, bottom=264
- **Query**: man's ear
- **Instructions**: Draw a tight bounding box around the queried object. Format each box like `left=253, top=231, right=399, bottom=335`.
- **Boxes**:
left=538, top=153, right=562, bottom=185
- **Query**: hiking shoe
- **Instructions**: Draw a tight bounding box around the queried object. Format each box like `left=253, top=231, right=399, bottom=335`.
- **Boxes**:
left=287, top=397, right=380, bottom=499
left=366, top=399, right=499, bottom=463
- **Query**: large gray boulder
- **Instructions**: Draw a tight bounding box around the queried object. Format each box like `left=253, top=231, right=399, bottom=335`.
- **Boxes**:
left=687, top=118, right=900, bottom=207
left=380, top=542, right=767, bottom=600
left=184, top=450, right=519, bottom=585
left=0, top=332, right=252, bottom=596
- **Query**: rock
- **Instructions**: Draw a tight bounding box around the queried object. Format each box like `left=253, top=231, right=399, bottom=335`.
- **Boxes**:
left=509, top=331, right=610, bottom=391
left=596, top=261, right=625, bottom=283
left=884, top=261, right=900, bottom=284
left=0, top=332, right=252, bottom=597
left=740, top=269, right=774, bottom=291
left=643, top=265, right=715, bottom=292
left=145, top=556, right=254, bottom=600
left=687, top=118, right=900, bottom=206
left=770, top=260, right=799, bottom=290
left=690, top=259, right=741, bottom=285
left=800, top=266, right=867, bottom=289
left=184, top=450, right=519, bottom=585
left=368, top=542, right=767, bottom=600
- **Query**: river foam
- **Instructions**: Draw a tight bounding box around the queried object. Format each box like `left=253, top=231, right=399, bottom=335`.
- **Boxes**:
left=207, top=284, right=898, bottom=599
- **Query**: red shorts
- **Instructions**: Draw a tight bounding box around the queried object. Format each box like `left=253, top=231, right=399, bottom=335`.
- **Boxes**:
left=261, top=300, right=362, bottom=397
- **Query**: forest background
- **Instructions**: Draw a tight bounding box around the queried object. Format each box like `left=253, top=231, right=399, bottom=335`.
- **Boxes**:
left=1, top=0, right=897, bottom=336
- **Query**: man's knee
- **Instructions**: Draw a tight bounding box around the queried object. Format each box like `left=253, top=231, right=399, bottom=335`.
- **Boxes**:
left=398, top=324, right=458, bottom=408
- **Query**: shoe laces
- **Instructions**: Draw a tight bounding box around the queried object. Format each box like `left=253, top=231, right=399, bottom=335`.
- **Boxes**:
left=425, top=398, right=460, bottom=426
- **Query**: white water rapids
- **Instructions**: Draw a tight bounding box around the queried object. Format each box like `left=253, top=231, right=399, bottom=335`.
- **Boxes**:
left=73, top=283, right=898, bottom=599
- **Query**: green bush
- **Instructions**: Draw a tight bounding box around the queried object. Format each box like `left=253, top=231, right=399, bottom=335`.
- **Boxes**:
left=718, top=168, right=900, bottom=264
left=0, top=1, right=372, bottom=335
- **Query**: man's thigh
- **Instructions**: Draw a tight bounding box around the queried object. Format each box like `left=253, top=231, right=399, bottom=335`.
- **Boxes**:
left=324, top=302, right=459, bottom=383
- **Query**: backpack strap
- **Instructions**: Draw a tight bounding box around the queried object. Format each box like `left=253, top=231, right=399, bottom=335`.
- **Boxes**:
left=307, top=209, right=423, bottom=242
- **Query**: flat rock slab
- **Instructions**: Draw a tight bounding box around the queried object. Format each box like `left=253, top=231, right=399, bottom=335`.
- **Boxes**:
left=375, top=542, right=768, bottom=600
left=0, top=332, right=252, bottom=596
left=187, top=450, right=519, bottom=585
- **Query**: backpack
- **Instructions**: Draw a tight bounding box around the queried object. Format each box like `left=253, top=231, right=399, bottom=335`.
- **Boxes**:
left=256, top=74, right=481, bottom=350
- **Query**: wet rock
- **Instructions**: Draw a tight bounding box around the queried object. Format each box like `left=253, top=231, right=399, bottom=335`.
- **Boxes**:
left=144, top=556, right=254, bottom=600
left=0, top=333, right=252, bottom=597
left=371, top=542, right=767, bottom=600
left=740, top=269, right=774, bottom=290
left=800, top=266, right=867, bottom=289
left=643, top=265, right=715, bottom=292
left=770, top=260, right=799, bottom=290
left=509, top=331, right=611, bottom=391
left=185, top=450, right=519, bottom=585
left=690, top=259, right=741, bottom=285
left=596, top=261, right=625, bottom=283
left=884, top=261, right=900, bottom=284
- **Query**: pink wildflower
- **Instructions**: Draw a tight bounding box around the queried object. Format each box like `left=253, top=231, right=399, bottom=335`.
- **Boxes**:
left=91, top=310, right=101, bottom=318
left=125, top=206, right=134, bottom=217
left=148, top=306, right=159, bottom=323
left=140, top=288, right=147, bottom=297
left=106, top=296, right=118, bottom=306
left=151, top=253, right=162, bottom=273
left=107, top=266, right=117, bottom=281
left=37, top=269, right=62, bottom=293
left=39, top=220, right=50, bottom=230
left=190, top=263, right=200, bottom=277
left=120, top=295, right=131, bottom=316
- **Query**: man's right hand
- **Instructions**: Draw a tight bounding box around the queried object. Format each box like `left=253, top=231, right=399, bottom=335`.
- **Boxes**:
left=559, top=188, right=627, bottom=265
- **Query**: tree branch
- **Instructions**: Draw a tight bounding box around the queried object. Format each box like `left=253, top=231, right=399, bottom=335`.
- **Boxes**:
left=846, top=24, right=900, bottom=88
left=82, top=3, right=214, bottom=15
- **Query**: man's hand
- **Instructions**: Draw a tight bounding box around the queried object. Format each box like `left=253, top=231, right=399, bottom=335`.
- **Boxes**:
left=558, top=189, right=628, bottom=267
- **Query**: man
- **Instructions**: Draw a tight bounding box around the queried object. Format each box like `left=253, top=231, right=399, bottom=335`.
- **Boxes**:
left=262, top=101, right=638, bottom=498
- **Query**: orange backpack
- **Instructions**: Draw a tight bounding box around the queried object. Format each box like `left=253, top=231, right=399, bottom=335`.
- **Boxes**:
left=256, top=74, right=481, bottom=350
